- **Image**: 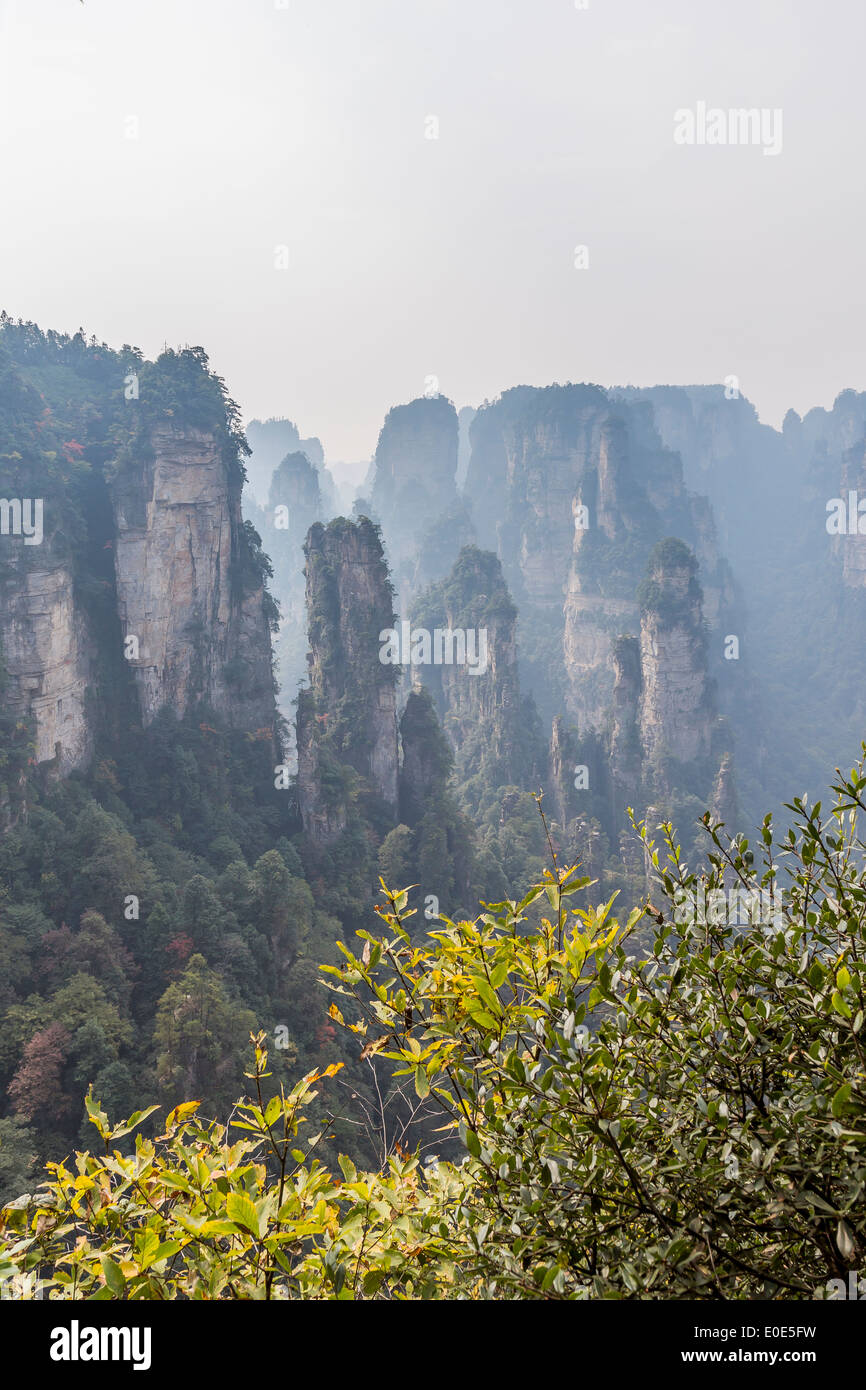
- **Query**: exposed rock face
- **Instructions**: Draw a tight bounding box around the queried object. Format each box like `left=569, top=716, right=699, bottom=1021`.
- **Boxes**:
left=798, top=395, right=866, bottom=579
left=609, top=634, right=642, bottom=824
left=712, top=752, right=738, bottom=828
left=266, top=452, right=323, bottom=612
left=261, top=451, right=327, bottom=742
left=465, top=385, right=611, bottom=608
left=297, top=517, right=399, bottom=842
left=245, top=417, right=330, bottom=510
left=562, top=587, right=639, bottom=734
left=370, top=396, right=459, bottom=595
left=456, top=406, right=477, bottom=491
left=410, top=547, right=534, bottom=796
left=0, top=557, right=94, bottom=772
left=638, top=540, right=713, bottom=770
left=613, top=386, right=791, bottom=585
left=548, top=714, right=572, bottom=827
left=462, top=384, right=735, bottom=736
left=110, top=426, right=276, bottom=733
left=372, top=396, right=458, bottom=521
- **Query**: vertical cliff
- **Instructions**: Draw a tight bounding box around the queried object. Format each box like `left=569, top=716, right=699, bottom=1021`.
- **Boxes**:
left=297, top=516, right=399, bottom=842
left=637, top=538, right=715, bottom=775
left=371, top=396, right=458, bottom=530
left=462, top=383, right=734, bottom=735
left=368, top=396, right=460, bottom=604
left=410, top=546, right=542, bottom=806
left=261, top=451, right=326, bottom=738
left=245, top=416, right=332, bottom=512
left=110, top=422, right=276, bottom=734
left=562, top=411, right=658, bottom=731
left=266, top=452, right=323, bottom=597
left=0, top=334, right=98, bottom=782
left=609, top=634, right=643, bottom=825
left=0, top=556, right=95, bottom=774
left=464, top=385, right=611, bottom=610
left=0, top=326, right=280, bottom=804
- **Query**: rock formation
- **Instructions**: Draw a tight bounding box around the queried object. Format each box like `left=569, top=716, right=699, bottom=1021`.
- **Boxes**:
left=637, top=538, right=714, bottom=771
left=0, top=335, right=279, bottom=795
left=111, top=425, right=276, bottom=732
left=296, top=517, right=399, bottom=842
left=0, top=555, right=95, bottom=773
left=245, top=417, right=332, bottom=511
left=369, top=396, right=459, bottom=602
left=398, top=686, right=454, bottom=828
left=410, top=546, right=542, bottom=805
left=461, top=384, right=736, bottom=736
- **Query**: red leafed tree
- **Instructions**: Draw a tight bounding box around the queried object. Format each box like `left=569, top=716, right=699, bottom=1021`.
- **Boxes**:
left=7, top=1022, right=72, bottom=1124
left=165, top=933, right=194, bottom=976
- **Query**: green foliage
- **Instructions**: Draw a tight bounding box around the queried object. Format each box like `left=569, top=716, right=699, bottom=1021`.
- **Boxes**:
left=323, top=762, right=866, bottom=1299
left=0, top=1039, right=456, bottom=1300
left=637, top=536, right=703, bottom=624
left=7, top=755, right=866, bottom=1297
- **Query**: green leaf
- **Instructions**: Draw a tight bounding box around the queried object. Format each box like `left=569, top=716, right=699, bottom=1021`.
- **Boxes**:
left=490, top=960, right=509, bottom=990
left=338, top=1154, right=358, bottom=1183
left=101, top=1256, right=126, bottom=1296
left=472, top=976, right=501, bottom=1016
left=468, top=1007, right=498, bottom=1030
left=226, top=1191, right=262, bottom=1240
left=832, top=1082, right=852, bottom=1118
left=197, top=1222, right=238, bottom=1240
left=363, top=1269, right=386, bottom=1297
left=832, top=990, right=852, bottom=1019
left=110, top=1105, right=160, bottom=1141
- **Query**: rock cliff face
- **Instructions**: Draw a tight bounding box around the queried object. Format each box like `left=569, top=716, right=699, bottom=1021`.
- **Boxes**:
left=110, top=425, right=276, bottom=733
left=609, top=634, right=642, bottom=823
left=613, top=386, right=792, bottom=590
left=0, top=333, right=280, bottom=800
left=561, top=406, right=730, bottom=736
left=462, top=384, right=735, bottom=734
left=546, top=538, right=732, bottom=883
left=369, top=396, right=460, bottom=601
left=267, top=452, right=323, bottom=594
left=245, top=417, right=331, bottom=511
left=297, top=517, right=399, bottom=842
left=372, top=396, right=458, bottom=527
left=712, top=752, right=738, bottom=828
left=637, top=540, right=713, bottom=770
left=465, top=385, right=611, bottom=608
left=261, top=451, right=327, bottom=740
left=0, top=556, right=94, bottom=773
left=410, top=547, right=541, bottom=803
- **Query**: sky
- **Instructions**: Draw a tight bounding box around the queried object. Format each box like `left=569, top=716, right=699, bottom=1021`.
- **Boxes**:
left=1, top=0, right=865, bottom=463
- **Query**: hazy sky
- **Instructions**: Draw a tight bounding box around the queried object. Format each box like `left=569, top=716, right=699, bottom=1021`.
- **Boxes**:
left=2, top=0, right=864, bottom=461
